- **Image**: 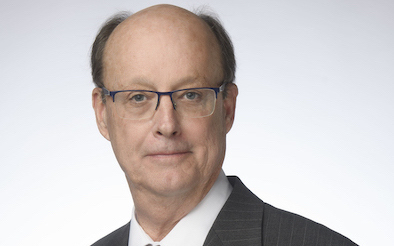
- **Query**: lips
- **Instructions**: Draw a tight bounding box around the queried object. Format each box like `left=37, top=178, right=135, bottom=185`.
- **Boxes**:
left=145, top=145, right=192, bottom=160
left=146, top=151, right=191, bottom=157
left=143, top=142, right=193, bottom=160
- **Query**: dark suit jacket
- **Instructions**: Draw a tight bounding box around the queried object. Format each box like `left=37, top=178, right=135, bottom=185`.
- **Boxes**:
left=92, top=176, right=357, bottom=246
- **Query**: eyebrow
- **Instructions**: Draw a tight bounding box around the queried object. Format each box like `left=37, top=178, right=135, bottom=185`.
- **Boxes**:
left=120, top=76, right=209, bottom=91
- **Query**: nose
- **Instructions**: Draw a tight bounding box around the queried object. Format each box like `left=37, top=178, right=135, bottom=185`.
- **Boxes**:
left=153, top=94, right=180, bottom=137
left=155, top=91, right=176, bottom=110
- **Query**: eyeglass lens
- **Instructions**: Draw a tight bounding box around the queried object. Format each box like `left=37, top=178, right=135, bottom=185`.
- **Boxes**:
left=113, top=88, right=217, bottom=120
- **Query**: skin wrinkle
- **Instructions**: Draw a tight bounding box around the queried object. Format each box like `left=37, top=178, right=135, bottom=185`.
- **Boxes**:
left=92, top=4, right=238, bottom=241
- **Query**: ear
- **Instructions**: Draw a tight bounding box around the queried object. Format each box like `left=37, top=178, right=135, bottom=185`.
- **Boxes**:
left=223, top=83, right=238, bottom=133
left=92, top=88, right=111, bottom=141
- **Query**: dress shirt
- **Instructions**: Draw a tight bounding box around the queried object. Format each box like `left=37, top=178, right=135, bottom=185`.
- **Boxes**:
left=129, top=169, right=233, bottom=246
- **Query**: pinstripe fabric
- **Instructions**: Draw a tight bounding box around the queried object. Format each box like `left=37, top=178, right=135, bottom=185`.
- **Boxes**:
left=92, top=176, right=357, bottom=246
left=262, top=203, right=357, bottom=246
left=203, top=176, right=264, bottom=246
left=203, top=176, right=358, bottom=246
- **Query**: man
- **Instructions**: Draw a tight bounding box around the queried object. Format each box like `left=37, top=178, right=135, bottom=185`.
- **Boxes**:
left=91, top=4, right=357, bottom=246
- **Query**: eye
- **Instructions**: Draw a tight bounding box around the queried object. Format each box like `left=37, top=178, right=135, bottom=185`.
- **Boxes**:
left=185, top=91, right=198, bottom=100
left=174, top=89, right=205, bottom=103
left=131, top=94, right=146, bottom=102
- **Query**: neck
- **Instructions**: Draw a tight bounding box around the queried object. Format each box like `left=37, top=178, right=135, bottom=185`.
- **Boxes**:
left=129, top=177, right=217, bottom=241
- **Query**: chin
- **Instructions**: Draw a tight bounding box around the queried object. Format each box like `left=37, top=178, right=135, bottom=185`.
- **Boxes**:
left=151, top=171, right=200, bottom=196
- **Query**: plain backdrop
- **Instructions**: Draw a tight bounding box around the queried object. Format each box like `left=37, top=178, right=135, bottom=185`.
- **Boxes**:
left=1, top=0, right=393, bottom=245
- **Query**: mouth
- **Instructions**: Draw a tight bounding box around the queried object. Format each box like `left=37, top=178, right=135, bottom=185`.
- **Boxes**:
left=146, top=151, right=191, bottom=159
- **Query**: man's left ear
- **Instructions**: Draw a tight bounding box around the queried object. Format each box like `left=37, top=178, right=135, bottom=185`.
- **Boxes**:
left=223, top=83, right=238, bottom=133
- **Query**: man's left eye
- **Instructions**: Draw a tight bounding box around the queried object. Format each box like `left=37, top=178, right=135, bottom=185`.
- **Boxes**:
left=185, top=92, right=198, bottom=100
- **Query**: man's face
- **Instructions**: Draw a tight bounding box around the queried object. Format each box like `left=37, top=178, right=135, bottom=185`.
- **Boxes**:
left=93, top=6, right=237, bottom=198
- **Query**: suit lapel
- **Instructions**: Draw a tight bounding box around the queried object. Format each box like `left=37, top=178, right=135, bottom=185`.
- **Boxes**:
left=203, top=176, right=264, bottom=246
left=91, top=222, right=130, bottom=246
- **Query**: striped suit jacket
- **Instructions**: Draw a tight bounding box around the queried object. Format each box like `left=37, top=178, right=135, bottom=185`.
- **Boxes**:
left=91, top=176, right=357, bottom=246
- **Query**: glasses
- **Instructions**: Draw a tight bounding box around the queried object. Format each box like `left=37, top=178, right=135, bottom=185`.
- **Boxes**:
left=102, top=83, right=227, bottom=120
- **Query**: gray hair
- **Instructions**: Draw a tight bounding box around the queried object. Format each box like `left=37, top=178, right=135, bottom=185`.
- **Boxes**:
left=90, top=9, right=236, bottom=91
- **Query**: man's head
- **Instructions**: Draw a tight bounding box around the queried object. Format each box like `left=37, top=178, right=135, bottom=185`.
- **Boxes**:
left=91, top=4, right=238, bottom=200
left=91, top=5, right=236, bottom=92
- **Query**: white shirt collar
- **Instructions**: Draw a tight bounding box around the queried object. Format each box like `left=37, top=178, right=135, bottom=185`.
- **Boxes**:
left=129, top=169, right=233, bottom=246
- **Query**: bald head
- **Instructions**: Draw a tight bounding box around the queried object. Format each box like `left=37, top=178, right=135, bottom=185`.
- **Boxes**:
left=91, top=4, right=235, bottom=90
left=117, top=4, right=210, bottom=32
left=103, top=5, right=223, bottom=88
left=108, top=4, right=214, bottom=43
left=107, top=5, right=219, bottom=51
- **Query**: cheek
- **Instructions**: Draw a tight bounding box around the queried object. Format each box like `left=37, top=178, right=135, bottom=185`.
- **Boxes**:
left=207, top=106, right=227, bottom=159
left=186, top=111, right=227, bottom=167
left=186, top=116, right=223, bottom=144
left=106, top=115, right=149, bottom=170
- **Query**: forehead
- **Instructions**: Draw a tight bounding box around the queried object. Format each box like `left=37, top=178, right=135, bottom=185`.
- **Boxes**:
left=103, top=6, right=222, bottom=89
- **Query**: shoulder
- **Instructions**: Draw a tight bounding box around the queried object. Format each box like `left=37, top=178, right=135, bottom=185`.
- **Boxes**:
left=262, top=201, right=357, bottom=245
left=226, top=176, right=357, bottom=245
left=91, top=222, right=130, bottom=246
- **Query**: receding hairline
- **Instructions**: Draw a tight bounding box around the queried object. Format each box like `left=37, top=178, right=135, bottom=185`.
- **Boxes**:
left=103, top=4, right=224, bottom=81
left=115, top=4, right=208, bottom=29
left=91, top=4, right=236, bottom=92
left=106, top=4, right=221, bottom=50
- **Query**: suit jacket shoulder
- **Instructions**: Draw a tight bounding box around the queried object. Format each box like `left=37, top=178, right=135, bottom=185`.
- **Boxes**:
left=91, top=222, right=130, bottom=246
left=262, top=202, right=357, bottom=245
left=204, top=176, right=357, bottom=246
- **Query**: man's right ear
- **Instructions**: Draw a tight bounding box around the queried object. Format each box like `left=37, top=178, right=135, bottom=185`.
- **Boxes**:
left=92, top=88, right=111, bottom=141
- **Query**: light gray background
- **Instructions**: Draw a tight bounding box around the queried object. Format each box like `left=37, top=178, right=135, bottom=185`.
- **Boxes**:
left=1, top=0, right=393, bottom=245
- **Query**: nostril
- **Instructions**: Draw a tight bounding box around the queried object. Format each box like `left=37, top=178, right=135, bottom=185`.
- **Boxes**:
left=156, top=129, right=178, bottom=137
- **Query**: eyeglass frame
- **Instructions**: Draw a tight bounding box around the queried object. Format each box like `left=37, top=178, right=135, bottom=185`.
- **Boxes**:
left=101, top=82, right=228, bottom=118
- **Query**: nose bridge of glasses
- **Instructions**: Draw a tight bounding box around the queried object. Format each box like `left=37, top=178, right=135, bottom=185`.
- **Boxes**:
left=155, top=91, right=176, bottom=110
